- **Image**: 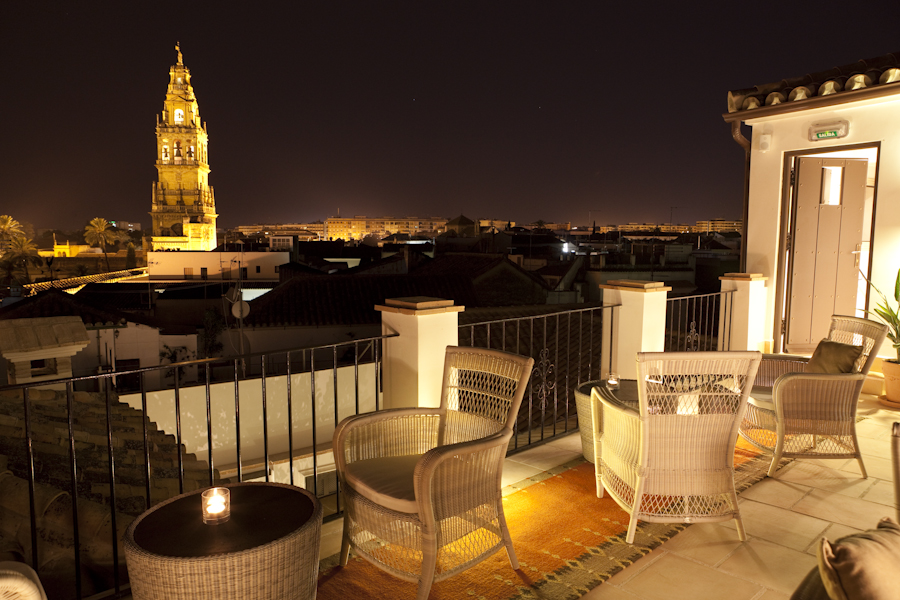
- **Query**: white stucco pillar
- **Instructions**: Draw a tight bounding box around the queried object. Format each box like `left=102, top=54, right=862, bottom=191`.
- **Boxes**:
left=719, top=273, right=769, bottom=352
left=376, top=297, right=464, bottom=409
left=599, top=280, right=670, bottom=380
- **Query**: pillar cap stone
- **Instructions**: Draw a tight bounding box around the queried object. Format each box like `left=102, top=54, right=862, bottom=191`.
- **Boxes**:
left=376, top=296, right=464, bottom=315
left=600, top=280, right=671, bottom=292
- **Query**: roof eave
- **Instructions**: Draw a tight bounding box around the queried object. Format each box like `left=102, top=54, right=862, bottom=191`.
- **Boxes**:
left=722, top=82, right=900, bottom=123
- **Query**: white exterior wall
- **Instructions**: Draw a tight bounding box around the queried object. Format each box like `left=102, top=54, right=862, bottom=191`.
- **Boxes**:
left=120, top=363, right=379, bottom=477
left=148, top=251, right=290, bottom=280
left=743, top=94, right=900, bottom=357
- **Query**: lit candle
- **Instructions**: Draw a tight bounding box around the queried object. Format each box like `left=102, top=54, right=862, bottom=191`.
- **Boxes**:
left=606, top=373, right=620, bottom=391
left=201, top=487, right=230, bottom=524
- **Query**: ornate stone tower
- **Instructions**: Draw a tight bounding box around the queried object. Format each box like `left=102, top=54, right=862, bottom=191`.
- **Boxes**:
left=150, top=43, right=218, bottom=251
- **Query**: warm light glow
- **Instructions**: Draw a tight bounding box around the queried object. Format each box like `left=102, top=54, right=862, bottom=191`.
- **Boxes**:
left=201, top=487, right=230, bottom=524
left=821, top=166, right=843, bottom=206
left=606, top=373, right=619, bottom=390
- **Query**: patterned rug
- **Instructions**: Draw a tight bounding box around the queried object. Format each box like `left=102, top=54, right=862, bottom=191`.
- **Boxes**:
left=316, top=438, right=779, bottom=600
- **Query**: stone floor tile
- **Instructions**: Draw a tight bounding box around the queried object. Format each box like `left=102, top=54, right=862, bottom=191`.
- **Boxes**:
left=836, top=454, right=894, bottom=480
left=506, top=443, right=582, bottom=471
left=717, top=538, right=817, bottom=594
left=580, top=582, right=643, bottom=599
left=545, top=430, right=587, bottom=455
left=794, top=457, right=852, bottom=471
left=662, top=523, right=744, bottom=566
left=319, top=517, right=344, bottom=560
left=858, top=479, right=897, bottom=508
left=854, top=419, right=892, bottom=440
left=756, top=589, right=792, bottom=600
left=599, top=546, right=667, bottom=587
left=501, top=460, right=543, bottom=488
left=803, top=523, right=861, bottom=555
left=739, top=477, right=811, bottom=509
left=621, top=553, right=763, bottom=600
left=718, top=499, right=830, bottom=551
left=774, top=461, right=872, bottom=497
left=792, top=488, right=891, bottom=530
left=855, top=433, right=893, bottom=459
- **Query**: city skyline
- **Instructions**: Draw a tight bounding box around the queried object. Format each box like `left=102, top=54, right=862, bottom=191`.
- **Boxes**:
left=1, top=3, right=894, bottom=231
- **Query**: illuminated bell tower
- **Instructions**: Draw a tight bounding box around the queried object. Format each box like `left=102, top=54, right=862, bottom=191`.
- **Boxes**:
left=150, top=43, right=218, bottom=251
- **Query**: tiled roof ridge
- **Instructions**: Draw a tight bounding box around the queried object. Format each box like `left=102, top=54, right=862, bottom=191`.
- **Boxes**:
left=0, top=288, right=159, bottom=329
left=727, top=50, right=900, bottom=114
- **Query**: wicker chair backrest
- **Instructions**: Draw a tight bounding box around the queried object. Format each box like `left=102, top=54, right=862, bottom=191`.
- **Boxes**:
left=827, top=315, right=889, bottom=375
left=440, top=347, right=534, bottom=445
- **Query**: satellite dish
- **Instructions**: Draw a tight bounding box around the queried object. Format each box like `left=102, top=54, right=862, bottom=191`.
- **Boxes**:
left=232, top=301, right=250, bottom=319
left=224, top=286, right=241, bottom=303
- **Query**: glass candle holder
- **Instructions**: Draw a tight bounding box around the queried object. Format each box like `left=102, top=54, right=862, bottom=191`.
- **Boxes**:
left=606, top=372, right=620, bottom=391
left=201, top=487, right=230, bottom=525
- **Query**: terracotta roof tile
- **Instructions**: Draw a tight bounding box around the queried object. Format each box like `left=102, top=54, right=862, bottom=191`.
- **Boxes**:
left=726, top=51, right=900, bottom=116
left=243, top=274, right=478, bottom=327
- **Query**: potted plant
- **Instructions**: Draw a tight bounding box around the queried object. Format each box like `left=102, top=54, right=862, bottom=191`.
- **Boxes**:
left=866, top=268, right=900, bottom=401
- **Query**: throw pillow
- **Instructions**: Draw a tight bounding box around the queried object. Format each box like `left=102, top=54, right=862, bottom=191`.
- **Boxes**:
left=817, top=517, right=900, bottom=600
left=805, top=339, right=863, bottom=374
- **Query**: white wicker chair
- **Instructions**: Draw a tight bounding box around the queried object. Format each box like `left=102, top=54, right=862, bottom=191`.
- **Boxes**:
left=594, top=351, right=761, bottom=544
left=738, top=316, right=888, bottom=478
left=333, top=346, right=534, bottom=600
left=0, top=562, right=48, bottom=600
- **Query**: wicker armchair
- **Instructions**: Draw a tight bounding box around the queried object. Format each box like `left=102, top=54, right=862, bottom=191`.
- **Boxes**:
left=594, top=351, right=761, bottom=544
left=738, top=316, right=888, bottom=478
left=333, top=346, right=534, bottom=600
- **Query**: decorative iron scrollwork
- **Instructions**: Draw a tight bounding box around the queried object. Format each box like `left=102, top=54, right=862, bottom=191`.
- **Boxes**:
left=533, top=347, right=556, bottom=410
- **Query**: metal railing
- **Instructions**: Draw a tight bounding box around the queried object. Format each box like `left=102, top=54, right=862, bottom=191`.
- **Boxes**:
left=0, top=334, right=391, bottom=600
left=458, top=304, right=618, bottom=453
left=665, top=290, right=735, bottom=352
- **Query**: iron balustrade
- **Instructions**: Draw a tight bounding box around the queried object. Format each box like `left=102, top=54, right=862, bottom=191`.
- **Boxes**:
left=0, top=334, right=391, bottom=600
left=665, top=290, right=735, bottom=352
left=458, top=304, right=619, bottom=453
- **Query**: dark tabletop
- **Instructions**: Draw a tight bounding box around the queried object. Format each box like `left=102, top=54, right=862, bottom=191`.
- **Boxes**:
left=594, top=379, right=639, bottom=410
left=132, top=483, right=315, bottom=558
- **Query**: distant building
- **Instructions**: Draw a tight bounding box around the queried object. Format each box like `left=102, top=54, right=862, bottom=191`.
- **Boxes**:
left=108, top=220, right=141, bottom=232
left=147, top=251, right=289, bottom=282
left=232, top=222, right=325, bottom=240
left=149, top=44, right=218, bottom=251
left=324, top=216, right=448, bottom=240
left=695, top=219, right=742, bottom=233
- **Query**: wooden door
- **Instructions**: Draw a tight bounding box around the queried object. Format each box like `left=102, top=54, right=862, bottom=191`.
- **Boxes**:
left=785, top=157, right=867, bottom=352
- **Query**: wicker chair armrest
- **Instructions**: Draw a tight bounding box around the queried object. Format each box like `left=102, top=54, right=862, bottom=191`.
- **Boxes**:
left=592, top=390, right=641, bottom=475
left=771, top=372, right=865, bottom=420
left=414, top=430, right=513, bottom=527
left=333, top=408, right=443, bottom=473
left=756, top=354, right=809, bottom=387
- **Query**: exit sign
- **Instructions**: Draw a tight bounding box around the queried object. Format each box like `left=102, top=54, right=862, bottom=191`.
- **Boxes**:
left=809, top=120, right=849, bottom=142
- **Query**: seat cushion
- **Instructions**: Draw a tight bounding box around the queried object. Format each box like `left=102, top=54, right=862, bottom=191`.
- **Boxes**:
left=344, top=454, right=422, bottom=513
left=817, top=517, right=900, bottom=600
left=806, top=340, right=864, bottom=374
left=748, top=386, right=774, bottom=412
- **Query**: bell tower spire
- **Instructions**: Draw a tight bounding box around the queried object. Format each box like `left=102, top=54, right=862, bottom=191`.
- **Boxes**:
left=149, top=44, right=218, bottom=251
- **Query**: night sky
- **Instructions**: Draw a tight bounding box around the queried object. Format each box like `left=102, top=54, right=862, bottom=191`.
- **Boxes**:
left=1, top=2, right=895, bottom=232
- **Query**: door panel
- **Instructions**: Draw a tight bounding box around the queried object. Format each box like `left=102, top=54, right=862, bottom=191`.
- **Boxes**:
left=785, top=157, right=867, bottom=352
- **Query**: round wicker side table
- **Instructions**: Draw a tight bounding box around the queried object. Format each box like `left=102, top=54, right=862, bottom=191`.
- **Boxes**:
left=124, top=482, right=322, bottom=600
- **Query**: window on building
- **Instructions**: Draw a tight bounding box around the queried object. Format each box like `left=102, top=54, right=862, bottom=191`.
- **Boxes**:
left=184, top=267, right=194, bottom=279
left=241, top=267, right=248, bottom=280
left=174, top=109, right=184, bottom=123
left=30, top=359, right=57, bottom=377
left=200, top=267, right=208, bottom=280
left=255, top=265, right=261, bottom=273
left=275, top=265, right=280, bottom=273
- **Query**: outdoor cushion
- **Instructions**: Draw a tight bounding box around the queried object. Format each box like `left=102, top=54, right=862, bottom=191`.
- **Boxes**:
left=805, top=340, right=863, bottom=374
left=0, top=561, right=48, bottom=600
left=344, top=454, right=421, bottom=513
left=791, top=517, right=900, bottom=600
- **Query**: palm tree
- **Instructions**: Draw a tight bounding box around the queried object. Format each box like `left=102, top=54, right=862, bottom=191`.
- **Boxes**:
left=84, top=217, right=126, bottom=272
left=0, top=215, right=24, bottom=258
left=7, top=236, right=41, bottom=284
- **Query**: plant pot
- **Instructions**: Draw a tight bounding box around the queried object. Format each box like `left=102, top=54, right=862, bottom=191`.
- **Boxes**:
left=883, top=360, right=900, bottom=402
